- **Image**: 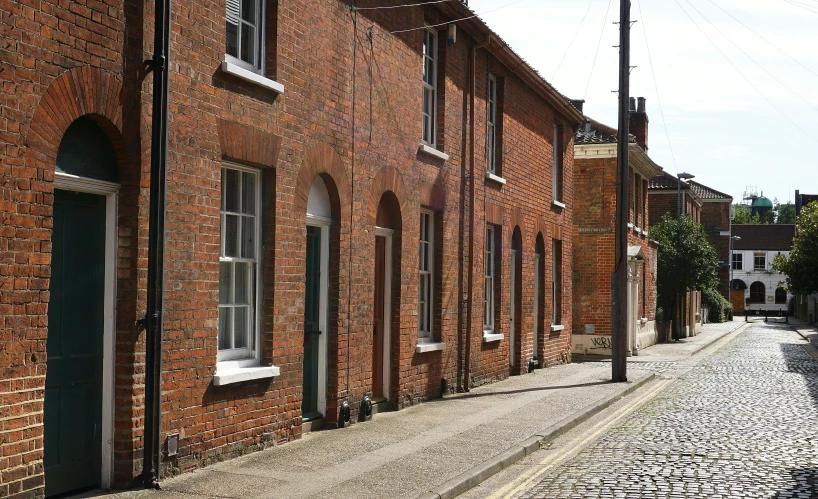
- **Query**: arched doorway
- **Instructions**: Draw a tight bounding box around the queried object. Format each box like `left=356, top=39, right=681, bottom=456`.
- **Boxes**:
left=510, top=228, right=522, bottom=374
left=303, top=177, right=333, bottom=422
left=373, top=192, right=401, bottom=403
left=46, top=116, right=120, bottom=496
left=775, top=287, right=787, bottom=305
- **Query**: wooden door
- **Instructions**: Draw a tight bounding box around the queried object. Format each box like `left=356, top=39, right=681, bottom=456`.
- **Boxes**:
left=302, top=225, right=321, bottom=420
left=731, top=289, right=745, bottom=314
left=45, top=190, right=105, bottom=496
left=372, top=236, right=386, bottom=400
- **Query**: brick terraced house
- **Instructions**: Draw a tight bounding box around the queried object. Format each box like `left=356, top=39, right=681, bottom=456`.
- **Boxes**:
left=0, top=0, right=583, bottom=495
left=570, top=97, right=662, bottom=358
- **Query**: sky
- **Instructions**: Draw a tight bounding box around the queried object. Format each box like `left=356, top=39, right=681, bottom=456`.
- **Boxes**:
left=468, top=0, right=818, bottom=206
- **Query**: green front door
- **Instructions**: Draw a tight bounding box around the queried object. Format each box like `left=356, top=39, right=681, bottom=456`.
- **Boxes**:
left=302, top=225, right=322, bottom=420
left=45, top=190, right=105, bottom=496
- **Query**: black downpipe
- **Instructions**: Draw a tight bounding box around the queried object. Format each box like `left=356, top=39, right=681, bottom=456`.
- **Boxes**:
left=141, top=0, right=171, bottom=486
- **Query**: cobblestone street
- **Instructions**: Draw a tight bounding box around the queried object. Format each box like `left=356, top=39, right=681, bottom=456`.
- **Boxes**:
left=520, top=322, right=818, bottom=499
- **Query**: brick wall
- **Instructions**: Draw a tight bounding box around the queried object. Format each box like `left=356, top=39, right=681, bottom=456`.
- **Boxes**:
left=572, top=156, right=657, bottom=342
left=0, top=0, right=580, bottom=495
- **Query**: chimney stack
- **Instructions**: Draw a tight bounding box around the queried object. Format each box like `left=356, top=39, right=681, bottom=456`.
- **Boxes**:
left=629, top=96, right=649, bottom=153
left=629, top=97, right=636, bottom=112
left=570, top=99, right=585, bottom=113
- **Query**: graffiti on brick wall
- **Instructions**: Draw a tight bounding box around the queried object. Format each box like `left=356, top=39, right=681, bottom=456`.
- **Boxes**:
left=590, top=336, right=612, bottom=350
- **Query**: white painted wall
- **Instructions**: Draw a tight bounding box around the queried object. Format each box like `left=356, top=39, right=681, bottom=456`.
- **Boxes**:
left=732, top=249, right=791, bottom=310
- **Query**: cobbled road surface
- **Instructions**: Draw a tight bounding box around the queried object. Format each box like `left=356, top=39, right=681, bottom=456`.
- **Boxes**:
left=521, top=322, right=818, bottom=499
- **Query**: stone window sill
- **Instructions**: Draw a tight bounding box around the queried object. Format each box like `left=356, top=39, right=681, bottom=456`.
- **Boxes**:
left=214, top=363, right=280, bottom=386
left=416, top=341, right=446, bottom=353
left=552, top=200, right=566, bottom=209
left=221, top=60, right=285, bottom=94
left=550, top=324, right=565, bottom=332
left=418, top=143, right=450, bottom=162
left=485, top=171, right=507, bottom=185
left=483, top=332, right=503, bottom=343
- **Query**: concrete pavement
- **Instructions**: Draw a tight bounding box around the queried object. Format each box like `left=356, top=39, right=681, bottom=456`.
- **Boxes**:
left=84, top=322, right=743, bottom=499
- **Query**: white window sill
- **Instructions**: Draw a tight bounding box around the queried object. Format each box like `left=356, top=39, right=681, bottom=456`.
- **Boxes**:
left=550, top=324, right=565, bottom=332
left=214, top=364, right=280, bottom=386
left=221, top=60, right=285, bottom=94
left=552, top=200, right=566, bottom=209
left=416, top=342, right=446, bottom=353
left=483, top=332, right=503, bottom=343
left=485, top=171, right=507, bottom=185
left=418, top=143, right=450, bottom=162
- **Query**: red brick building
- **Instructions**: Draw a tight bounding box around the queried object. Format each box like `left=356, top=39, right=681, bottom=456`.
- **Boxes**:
left=0, top=0, right=582, bottom=496
left=690, top=182, right=732, bottom=299
left=571, top=98, right=662, bottom=358
left=647, top=172, right=704, bottom=337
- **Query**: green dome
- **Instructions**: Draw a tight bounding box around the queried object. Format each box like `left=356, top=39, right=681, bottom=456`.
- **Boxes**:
left=752, top=196, right=773, bottom=208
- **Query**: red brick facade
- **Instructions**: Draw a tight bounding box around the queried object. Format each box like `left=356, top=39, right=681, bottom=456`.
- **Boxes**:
left=0, top=0, right=582, bottom=495
left=571, top=131, right=660, bottom=356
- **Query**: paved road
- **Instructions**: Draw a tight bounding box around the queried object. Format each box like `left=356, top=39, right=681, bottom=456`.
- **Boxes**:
left=509, top=322, right=818, bottom=499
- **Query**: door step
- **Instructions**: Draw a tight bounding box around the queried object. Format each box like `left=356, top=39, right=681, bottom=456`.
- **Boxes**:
left=302, top=417, right=326, bottom=434
left=371, top=400, right=391, bottom=416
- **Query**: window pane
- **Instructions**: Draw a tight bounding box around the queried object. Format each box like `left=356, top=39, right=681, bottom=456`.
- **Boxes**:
left=226, top=0, right=240, bottom=57
left=241, top=0, right=255, bottom=23
left=240, top=23, right=255, bottom=64
left=218, top=307, right=232, bottom=350
left=224, top=214, right=239, bottom=257
left=242, top=171, right=256, bottom=214
left=219, top=262, right=233, bottom=304
left=234, top=306, right=249, bottom=348
left=225, top=168, right=240, bottom=212
left=234, top=262, right=249, bottom=304
left=241, top=215, right=256, bottom=258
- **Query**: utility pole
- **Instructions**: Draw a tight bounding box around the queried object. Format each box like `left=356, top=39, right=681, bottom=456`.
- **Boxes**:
left=612, top=0, right=630, bottom=382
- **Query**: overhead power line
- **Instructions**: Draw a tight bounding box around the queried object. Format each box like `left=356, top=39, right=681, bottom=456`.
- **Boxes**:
left=635, top=0, right=679, bottom=173
left=684, top=0, right=818, bottom=116
left=583, top=0, right=613, bottom=99
left=707, top=0, right=818, bottom=81
left=779, top=0, right=818, bottom=15
left=551, top=0, right=595, bottom=82
left=672, top=0, right=817, bottom=143
left=389, top=0, right=530, bottom=34
left=353, top=0, right=452, bottom=11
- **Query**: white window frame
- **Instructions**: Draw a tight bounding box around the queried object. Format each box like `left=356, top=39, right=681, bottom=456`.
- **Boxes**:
left=552, top=239, right=562, bottom=325
left=552, top=124, right=563, bottom=203
left=633, top=173, right=641, bottom=228
left=419, top=210, right=434, bottom=341
left=422, top=28, right=438, bottom=147
left=754, top=252, right=766, bottom=271
left=484, top=226, right=495, bottom=333
left=218, top=164, right=262, bottom=365
left=225, top=0, right=265, bottom=73
left=732, top=252, right=742, bottom=271
left=487, top=74, right=497, bottom=174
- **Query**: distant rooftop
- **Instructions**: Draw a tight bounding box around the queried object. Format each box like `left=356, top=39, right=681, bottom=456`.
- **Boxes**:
left=732, top=224, right=796, bottom=251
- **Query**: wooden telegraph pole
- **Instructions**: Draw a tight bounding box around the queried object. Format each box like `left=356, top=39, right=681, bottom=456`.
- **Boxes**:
left=612, top=0, right=630, bottom=382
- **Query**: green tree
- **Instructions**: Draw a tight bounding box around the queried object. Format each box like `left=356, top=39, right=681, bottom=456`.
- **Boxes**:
left=773, top=199, right=796, bottom=224
left=772, top=202, right=818, bottom=295
left=651, top=214, right=720, bottom=339
left=732, top=204, right=760, bottom=224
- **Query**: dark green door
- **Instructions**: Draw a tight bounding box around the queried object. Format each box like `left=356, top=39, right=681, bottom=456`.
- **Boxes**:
left=302, top=225, right=322, bottom=420
left=45, top=190, right=105, bottom=496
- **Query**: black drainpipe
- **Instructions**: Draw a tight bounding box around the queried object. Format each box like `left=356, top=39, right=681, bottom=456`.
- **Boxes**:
left=140, top=0, right=171, bottom=486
